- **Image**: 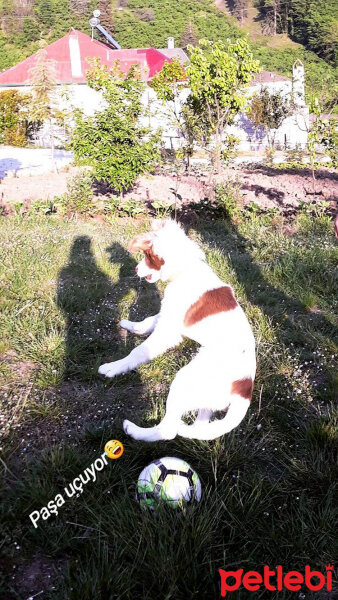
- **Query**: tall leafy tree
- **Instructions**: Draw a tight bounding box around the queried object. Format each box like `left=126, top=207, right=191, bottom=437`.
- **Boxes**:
left=186, top=38, right=260, bottom=172
left=0, top=90, right=32, bottom=146
left=150, top=58, right=200, bottom=171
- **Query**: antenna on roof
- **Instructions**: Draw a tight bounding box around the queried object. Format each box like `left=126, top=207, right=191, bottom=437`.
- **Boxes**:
left=89, top=10, right=121, bottom=49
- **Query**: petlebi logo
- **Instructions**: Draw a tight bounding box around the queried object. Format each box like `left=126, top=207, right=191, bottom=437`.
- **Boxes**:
left=29, top=441, right=123, bottom=529
left=218, top=564, right=334, bottom=596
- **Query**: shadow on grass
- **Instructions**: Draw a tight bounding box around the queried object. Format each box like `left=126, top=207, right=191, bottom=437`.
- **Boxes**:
left=194, top=220, right=337, bottom=398
left=56, top=235, right=161, bottom=434
left=2, top=220, right=337, bottom=600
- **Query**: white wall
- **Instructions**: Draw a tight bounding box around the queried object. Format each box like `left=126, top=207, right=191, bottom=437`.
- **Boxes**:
left=1, top=80, right=309, bottom=150
left=142, top=81, right=309, bottom=151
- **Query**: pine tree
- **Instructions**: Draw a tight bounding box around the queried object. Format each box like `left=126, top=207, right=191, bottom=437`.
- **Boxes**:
left=28, top=49, right=63, bottom=168
left=70, top=0, right=91, bottom=17
left=37, top=0, right=54, bottom=30
left=98, top=0, right=114, bottom=32
left=233, top=0, right=248, bottom=24
left=180, top=20, right=198, bottom=48
left=256, top=0, right=286, bottom=35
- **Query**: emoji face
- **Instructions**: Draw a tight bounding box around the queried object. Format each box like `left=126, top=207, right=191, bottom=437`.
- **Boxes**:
left=104, top=440, right=124, bottom=459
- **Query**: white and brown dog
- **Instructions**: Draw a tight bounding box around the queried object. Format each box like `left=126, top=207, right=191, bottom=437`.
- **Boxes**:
left=99, top=220, right=256, bottom=442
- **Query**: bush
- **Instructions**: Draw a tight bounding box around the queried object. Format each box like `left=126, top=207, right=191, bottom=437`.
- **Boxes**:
left=71, top=61, right=161, bottom=194
left=214, top=182, right=241, bottom=218
left=0, top=90, right=32, bottom=146
left=58, top=173, right=94, bottom=215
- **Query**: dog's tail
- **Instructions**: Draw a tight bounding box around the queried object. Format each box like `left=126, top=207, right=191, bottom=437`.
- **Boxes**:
left=178, top=379, right=253, bottom=441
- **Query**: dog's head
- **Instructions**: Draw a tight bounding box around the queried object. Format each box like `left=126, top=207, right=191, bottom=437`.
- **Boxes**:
left=128, top=219, right=205, bottom=283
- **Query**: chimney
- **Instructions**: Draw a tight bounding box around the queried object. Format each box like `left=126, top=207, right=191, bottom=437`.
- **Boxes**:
left=167, top=37, right=175, bottom=49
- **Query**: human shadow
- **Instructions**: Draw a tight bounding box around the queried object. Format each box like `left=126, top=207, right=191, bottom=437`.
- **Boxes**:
left=192, top=219, right=337, bottom=405
left=56, top=236, right=161, bottom=430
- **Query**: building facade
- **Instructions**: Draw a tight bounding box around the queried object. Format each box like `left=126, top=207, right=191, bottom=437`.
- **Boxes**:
left=0, top=30, right=309, bottom=151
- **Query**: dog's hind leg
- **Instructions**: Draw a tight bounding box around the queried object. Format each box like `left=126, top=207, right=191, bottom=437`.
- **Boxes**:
left=123, top=362, right=195, bottom=442
left=119, top=314, right=159, bottom=336
left=123, top=402, right=183, bottom=442
left=177, top=397, right=250, bottom=440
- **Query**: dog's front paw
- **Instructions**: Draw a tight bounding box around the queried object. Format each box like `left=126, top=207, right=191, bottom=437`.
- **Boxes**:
left=119, top=319, right=134, bottom=333
left=123, top=419, right=138, bottom=438
left=98, top=361, right=124, bottom=378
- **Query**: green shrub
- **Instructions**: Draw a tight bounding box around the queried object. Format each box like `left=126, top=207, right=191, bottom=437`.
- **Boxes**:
left=214, top=182, right=241, bottom=218
left=118, top=198, right=147, bottom=217
left=58, top=173, right=94, bottom=215
left=0, top=90, right=32, bottom=146
left=151, top=200, right=174, bottom=217
left=71, top=60, right=161, bottom=194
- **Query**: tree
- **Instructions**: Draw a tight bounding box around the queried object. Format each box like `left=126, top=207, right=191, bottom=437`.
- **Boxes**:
left=186, top=38, right=260, bottom=172
left=98, top=0, right=114, bottom=32
left=256, top=0, right=286, bottom=35
left=307, top=99, right=338, bottom=189
left=248, top=87, right=291, bottom=149
left=180, top=21, right=198, bottom=48
left=150, top=58, right=201, bottom=176
left=28, top=49, right=65, bottom=168
left=37, top=0, right=54, bottom=31
left=233, top=0, right=248, bottom=24
left=71, top=60, right=161, bottom=194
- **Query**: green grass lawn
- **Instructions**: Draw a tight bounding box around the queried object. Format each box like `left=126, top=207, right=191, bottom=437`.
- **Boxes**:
left=1, top=210, right=337, bottom=599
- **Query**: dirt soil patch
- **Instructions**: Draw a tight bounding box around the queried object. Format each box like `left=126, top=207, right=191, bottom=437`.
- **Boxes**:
left=0, top=166, right=80, bottom=210
left=0, top=165, right=337, bottom=213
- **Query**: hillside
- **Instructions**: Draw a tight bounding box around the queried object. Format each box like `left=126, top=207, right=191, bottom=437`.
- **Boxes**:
left=0, top=0, right=337, bottom=108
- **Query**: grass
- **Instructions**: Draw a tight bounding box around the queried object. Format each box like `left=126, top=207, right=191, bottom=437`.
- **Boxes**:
left=0, top=209, right=337, bottom=599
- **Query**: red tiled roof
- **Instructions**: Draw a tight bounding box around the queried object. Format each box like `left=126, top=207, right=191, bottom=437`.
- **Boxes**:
left=249, top=70, right=291, bottom=86
left=0, top=30, right=171, bottom=86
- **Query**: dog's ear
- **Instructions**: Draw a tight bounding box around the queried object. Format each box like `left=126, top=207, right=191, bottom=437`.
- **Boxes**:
left=128, top=234, right=153, bottom=253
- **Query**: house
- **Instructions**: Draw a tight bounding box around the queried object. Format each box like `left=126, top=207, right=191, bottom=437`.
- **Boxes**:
left=0, top=28, right=176, bottom=146
left=0, top=29, right=171, bottom=112
left=0, top=23, right=308, bottom=151
left=145, top=62, right=310, bottom=152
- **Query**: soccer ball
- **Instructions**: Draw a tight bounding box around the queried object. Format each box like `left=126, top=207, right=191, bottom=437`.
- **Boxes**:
left=136, top=456, right=202, bottom=510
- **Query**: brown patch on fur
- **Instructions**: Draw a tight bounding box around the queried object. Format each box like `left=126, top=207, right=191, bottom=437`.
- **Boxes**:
left=184, top=286, right=238, bottom=327
left=128, top=234, right=164, bottom=271
left=231, top=378, right=253, bottom=401
left=128, top=234, right=153, bottom=253
left=144, top=248, right=164, bottom=271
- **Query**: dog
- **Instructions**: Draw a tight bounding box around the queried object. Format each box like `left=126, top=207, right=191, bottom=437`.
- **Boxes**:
left=99, top=219, right=256, bottom=442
